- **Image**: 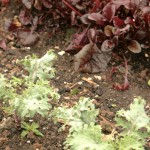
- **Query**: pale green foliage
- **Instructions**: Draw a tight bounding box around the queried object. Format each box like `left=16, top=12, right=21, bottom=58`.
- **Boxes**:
left=0, top=74, right=15, bottom=100
left=114, top=134, right=145, bottom=150
left=11, top=80, right=60, bottom=118
left=114, top=97, right=150, bottom=150
left=64, top=123, right=114, bottom=150
left=115, top=97, right=149, bottom=130
left=53, top=97, right=150, bottom=150
left=52, top=97, right=99, bottom=130
left=21, top=122, right=44, bottom=137
left=0, top=50, right=60, bottom=120
left=21, top=50, right=56, bottom=82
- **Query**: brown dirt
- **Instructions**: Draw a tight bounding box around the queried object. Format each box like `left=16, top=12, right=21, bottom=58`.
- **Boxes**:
left=0, top=2, right=150, bottom=150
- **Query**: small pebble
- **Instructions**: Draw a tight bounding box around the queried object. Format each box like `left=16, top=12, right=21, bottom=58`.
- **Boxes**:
left=78, top=81, right=83, bottom=85
left=27, top=140, right=31, bottom=144
left=145, top=53, right=149, bottom=58
left=58, top=51, right=65, bottom=56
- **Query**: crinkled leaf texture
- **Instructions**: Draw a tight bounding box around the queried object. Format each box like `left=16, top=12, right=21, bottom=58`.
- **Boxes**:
left=64, top=123, right=114, bottom=150
left=74, top=43, right=112, bottom=73
left=115, top=97, right=150, bottom=130
left=21, top=50, right=56, bottom=82
left=0, top=74, right=15, bottom=100
left=52, top=97, right=99, bottom=130
left=12, top=80, right=60, bottom=118
left=114, top=97, right=150, bottom=150
left=115, top=134, right=145, bottom=150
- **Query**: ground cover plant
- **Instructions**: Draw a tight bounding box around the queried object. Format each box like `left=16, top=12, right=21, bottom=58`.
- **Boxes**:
left=52, top=97, right=150, bottom=150
left=0, top=50, right=60, bottom=137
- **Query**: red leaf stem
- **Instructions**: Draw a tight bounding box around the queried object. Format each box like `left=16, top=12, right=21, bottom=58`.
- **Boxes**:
left=62, top=0, right=82, bottom=17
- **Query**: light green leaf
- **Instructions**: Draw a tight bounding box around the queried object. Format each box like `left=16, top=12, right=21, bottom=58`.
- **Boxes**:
left=21, top=122, right=43, bottom=137
left=52, top=97, right=99, bottom=130
left=21, top=50, right=56, bottom=82
left=65, top=124, right=114, bottom=150
left=11, top=80, right=59, bottom=118
left=115, top=134, right=145, bottom=150
left=33, top=129, right=44, bottom=137
left=21, top=130, right=29, bottom=138
left=116, top=97, right=150, bottom=130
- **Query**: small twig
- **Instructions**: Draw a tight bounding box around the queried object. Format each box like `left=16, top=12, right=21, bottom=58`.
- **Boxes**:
left=99, top=115, right=115, bottom=129
left=69, top=82, right=79, bottom=89
left=82, top=77, right=98, bottom=86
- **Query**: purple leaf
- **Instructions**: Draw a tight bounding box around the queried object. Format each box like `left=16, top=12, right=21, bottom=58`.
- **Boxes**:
left=0, top=40, right=7, bottom=50
left=74, top=43, right=95, bottom=71
left=88, top=13, right=105, bottom=25
left=74, top=43, right=112, bottom=73
left=127, top=40, right=141, bottom=53
left=17, top=30, right=39, bottom=46
left=66, top=29, right=89, bottom=52
left=113, top=16, right=124, bottom=28
left=102, top=3, right=116, bottom=21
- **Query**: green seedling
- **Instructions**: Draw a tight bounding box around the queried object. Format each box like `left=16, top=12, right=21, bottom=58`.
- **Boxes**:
left=70, top=88, right=80, bottom=95
left=21, top=122, right=44, bottom=137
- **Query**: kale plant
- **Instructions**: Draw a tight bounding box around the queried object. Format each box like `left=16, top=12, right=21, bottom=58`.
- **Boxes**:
left=53, top=97, right=150, bottom=150
left=0, top=50, right=60, bottom=136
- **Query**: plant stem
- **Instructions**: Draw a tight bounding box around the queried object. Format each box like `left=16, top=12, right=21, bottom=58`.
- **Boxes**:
left=62, top=0, right=82, bottom=16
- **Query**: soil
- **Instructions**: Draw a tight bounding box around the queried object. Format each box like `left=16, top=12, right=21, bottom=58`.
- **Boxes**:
left=0, top=2, right=150, bottom=150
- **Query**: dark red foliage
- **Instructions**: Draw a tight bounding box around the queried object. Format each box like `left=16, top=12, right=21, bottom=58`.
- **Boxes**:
left=65, top=0, right=150, bottom=73
left=3, top=0, right=150, bottom=77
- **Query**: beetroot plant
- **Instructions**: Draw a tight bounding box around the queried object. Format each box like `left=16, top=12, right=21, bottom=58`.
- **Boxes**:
left=66, top=0, right=150, bottom=73
left=3, top=0, right=150, bottom=75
